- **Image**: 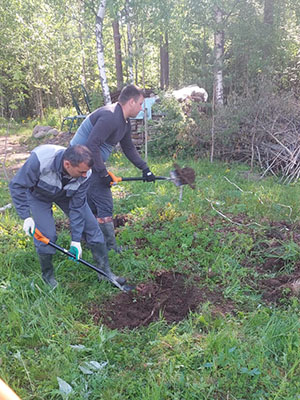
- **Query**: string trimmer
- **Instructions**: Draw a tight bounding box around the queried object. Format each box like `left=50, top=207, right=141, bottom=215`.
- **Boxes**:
left=33, top=228, right=135, bottom=292
left=108, top=163, right=196, bottom=189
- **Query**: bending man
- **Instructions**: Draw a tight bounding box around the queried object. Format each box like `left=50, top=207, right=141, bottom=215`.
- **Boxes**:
left=9, top=144, right=125, bottom=288
left=70, top=84, right=155, bottom=252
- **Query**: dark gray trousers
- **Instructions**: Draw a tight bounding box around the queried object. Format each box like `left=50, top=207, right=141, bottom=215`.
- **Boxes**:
left=87, top=173, right=113, bottom=218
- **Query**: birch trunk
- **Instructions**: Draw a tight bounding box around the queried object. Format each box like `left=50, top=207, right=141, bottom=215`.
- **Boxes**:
left=214, top=7, right=224, bottom=107
left=96, top=0, right=111, bottom=105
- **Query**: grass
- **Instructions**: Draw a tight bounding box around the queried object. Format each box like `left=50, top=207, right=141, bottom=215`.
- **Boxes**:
left=1, top=144, right=300, bottom=399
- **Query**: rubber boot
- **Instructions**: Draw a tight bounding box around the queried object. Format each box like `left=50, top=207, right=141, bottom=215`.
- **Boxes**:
left=90, top=242, right=126, bottom=286
left=98, top=219, right=122, bottom=253
left=38, top=254, right=58, bottom=288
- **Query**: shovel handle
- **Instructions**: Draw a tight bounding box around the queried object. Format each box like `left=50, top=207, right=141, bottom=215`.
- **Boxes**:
left=33, top=228, right=50, bottom=244
left=119, top=176, right=168, bottom=182
left=32, top=227, right=131, bottom=292
left=0, top=379, right=21, bottom=400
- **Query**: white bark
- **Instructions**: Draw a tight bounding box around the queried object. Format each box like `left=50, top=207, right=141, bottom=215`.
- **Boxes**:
left=125, top=0, right=134, bottom=83
left=96, top=0, right=111, bottom=105
left=214, top=7, right=224, bottom=107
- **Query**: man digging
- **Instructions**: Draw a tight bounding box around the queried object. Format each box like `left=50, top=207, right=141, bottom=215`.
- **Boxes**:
left=9, top=144, right=126, bottom=288
left=70, top=84, right=155, bottom=253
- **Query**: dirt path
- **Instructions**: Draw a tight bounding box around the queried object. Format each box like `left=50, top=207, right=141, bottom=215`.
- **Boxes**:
left=0, top=131, right=72, bottom=180
left=0, top=135, right=31, bottom=179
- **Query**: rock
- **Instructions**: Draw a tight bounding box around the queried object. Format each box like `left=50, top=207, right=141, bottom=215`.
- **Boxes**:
left=48, top=128, right=59, bottom=136
left=32, top=125, right=57, bottom=138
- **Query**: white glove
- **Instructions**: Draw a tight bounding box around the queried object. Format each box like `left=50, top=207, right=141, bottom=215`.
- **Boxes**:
left=69, top=241, right=82, bottom=260
left=23, top=217, right=35, bottom=236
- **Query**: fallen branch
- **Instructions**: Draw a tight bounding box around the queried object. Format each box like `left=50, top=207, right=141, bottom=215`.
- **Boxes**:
left=205, top=198, right=263, bottom=228
left=0, top=203, right=12, bottom=213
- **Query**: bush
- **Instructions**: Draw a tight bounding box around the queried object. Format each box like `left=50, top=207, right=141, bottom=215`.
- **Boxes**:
left=147, top=95, right=186, bottom=157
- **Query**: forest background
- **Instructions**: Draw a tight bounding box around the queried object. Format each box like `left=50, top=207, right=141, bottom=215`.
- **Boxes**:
left=2, top=0, right=300, bottom=170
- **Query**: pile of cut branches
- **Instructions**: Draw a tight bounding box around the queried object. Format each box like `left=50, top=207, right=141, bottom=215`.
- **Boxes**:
left=214, top=85, right=300, bottom=183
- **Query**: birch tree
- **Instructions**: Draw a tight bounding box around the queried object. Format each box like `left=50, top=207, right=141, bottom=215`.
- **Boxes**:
left=96, top=0, right=111, bottom=104
left=214, top=5, right=224, bottom=107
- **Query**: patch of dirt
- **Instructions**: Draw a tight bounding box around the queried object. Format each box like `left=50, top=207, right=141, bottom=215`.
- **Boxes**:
left=257, top=264, right=300, bottom=304
left=113, top=214, right=132, bottom=228
left=0, top=135, right=31, bottom=179
left=89, top=271, right=236, bottom=330
left=1, top=131, right=72, bottom=179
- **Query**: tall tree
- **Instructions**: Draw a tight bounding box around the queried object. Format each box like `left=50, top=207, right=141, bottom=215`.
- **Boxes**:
left=125, top=0, right=134, bottom=83
left=160, top=32, right=169, bottom=89
left=214, top=5, right=224, bottom=106
left=112, top=19, right=124, bottom=90
left=96, top=0, right=111, bottom=104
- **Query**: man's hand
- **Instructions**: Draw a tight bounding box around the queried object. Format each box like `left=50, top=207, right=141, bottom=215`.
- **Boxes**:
left=99, top=174, right=113, bottom=188
left=23, top=217, right=35, bottom=236
left=142, top=168, right=155, bottom=182
left=69, top=241, right=82, bottom=260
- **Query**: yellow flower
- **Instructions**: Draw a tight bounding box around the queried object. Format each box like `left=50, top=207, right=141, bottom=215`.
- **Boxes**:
left=225, top=168, right=230, bottom=173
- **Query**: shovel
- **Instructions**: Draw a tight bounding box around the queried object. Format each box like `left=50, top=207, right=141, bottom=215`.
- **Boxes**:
left=33, top=228, right=135, bottom=292
left=108, top=164, right=196, bottom=189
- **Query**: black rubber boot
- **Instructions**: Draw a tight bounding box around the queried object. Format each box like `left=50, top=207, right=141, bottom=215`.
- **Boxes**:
left=38, top=254, right=58, bottom=288
left=98, top=221, right=122, bottom=253
left=90, top=242, right=126, bottom=285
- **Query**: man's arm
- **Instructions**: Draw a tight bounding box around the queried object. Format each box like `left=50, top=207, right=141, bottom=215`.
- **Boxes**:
left=119, top=125, right=148, bottom=170
left=9, top=153, right=40, bottom=219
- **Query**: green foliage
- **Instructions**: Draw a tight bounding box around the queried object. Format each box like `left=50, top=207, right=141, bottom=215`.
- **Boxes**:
left=2, top=155, right=300, bottom=398
left=148, top=95, right=186, bottom=156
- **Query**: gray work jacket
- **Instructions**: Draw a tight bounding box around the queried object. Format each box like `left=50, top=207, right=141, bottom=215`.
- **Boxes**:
left=9, top=144, right=92, bottom=241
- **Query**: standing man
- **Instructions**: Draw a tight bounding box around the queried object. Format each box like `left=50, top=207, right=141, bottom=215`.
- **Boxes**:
left=9, top=144, right=126, bottom=288
left=70, top=84, right=155, bottom=252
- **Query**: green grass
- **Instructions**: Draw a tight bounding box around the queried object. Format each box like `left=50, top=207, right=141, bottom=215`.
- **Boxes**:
left=1, top=153, right=300, bottom=399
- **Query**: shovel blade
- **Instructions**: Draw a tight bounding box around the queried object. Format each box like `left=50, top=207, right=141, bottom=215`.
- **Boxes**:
left=170, top=170, right=183, bottom=186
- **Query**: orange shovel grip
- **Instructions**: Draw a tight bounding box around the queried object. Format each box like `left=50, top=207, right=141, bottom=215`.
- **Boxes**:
left=108, top=171, right=122, bottom=184
left=33, top=228, right=50, bottom=244
left=0, top=379, right=21, bottom=400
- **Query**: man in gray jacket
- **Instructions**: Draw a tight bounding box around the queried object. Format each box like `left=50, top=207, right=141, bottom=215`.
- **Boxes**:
left=70, top=84, right=155, bottom=253
left=9, top=144, right=125, bottom=288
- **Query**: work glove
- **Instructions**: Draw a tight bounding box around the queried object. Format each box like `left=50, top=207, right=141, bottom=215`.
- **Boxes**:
left=23, top=217, right=35, bottom=236
left=142, top=167, right=156, bottom=182
left=69, top=241, right=82, bottom=261
left=99, top=173, right=113, bottom=188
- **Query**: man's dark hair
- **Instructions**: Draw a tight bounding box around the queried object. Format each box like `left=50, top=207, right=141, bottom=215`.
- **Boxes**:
left=63, top=145, right=94, bottom=168
left=118, top=84, right=144, bottom=105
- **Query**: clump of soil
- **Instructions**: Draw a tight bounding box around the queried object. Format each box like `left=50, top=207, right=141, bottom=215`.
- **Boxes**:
left=173, top=163, right=196, bottom=189
left=257, top=264, right=300, bottom=304
left=89, top=271, right=235, bottom=330
left=113, top=214, right=131, bottom=228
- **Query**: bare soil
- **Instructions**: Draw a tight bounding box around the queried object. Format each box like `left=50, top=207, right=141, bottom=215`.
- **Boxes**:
left=89, top=270, right=236, bottom=330
left=0, top=131, right=72, bottom=179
